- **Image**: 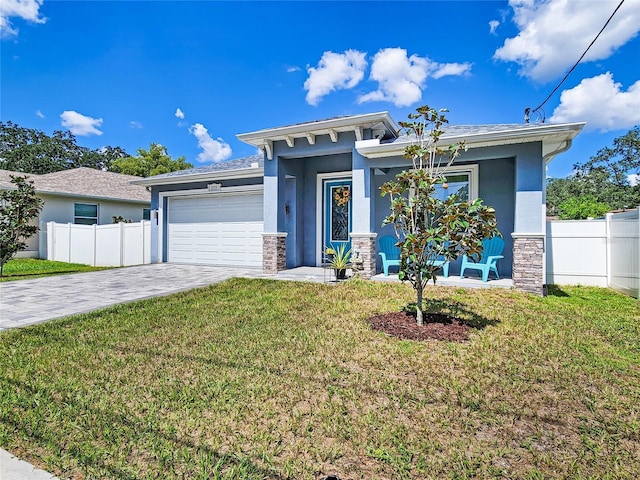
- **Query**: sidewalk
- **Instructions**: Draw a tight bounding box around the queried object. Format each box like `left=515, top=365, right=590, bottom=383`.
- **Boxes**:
left=0, top=449, right=58, bottom=480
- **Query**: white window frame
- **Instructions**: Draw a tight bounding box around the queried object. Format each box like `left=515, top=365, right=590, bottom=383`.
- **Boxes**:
left=427, top=164, right=479, bottom=200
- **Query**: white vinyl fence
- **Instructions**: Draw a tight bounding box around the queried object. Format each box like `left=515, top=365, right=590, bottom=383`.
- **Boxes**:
left=546, top=207, right=640, bottom=298
left=47, top=221, right=151, bottom=267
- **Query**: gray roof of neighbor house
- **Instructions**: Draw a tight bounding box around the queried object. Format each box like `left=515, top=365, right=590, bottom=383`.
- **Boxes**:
left=0, top=167, right=150, bottom=203
left=130, top=153, right=264, bottom=186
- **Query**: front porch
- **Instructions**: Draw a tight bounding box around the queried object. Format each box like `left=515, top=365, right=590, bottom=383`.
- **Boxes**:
left=270, top=266, right=514, bottom=289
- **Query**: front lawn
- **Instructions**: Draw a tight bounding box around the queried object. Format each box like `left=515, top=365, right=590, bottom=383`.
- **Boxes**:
left=0, top=258, right=109, bottom=281
left=1, top=279, right=638, bottom=479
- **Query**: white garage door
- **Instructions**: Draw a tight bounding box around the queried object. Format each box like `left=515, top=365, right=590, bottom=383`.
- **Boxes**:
left=167, top=191, right=263, bottom=267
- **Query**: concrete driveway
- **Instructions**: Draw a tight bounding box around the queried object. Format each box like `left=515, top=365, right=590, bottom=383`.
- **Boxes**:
left=0, top=263, right=267, bottom=331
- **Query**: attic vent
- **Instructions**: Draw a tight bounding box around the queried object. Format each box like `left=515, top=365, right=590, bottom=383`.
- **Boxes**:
left=251, top=162, right=259, bottom=168
left=208, top=183, right=222, bottom=192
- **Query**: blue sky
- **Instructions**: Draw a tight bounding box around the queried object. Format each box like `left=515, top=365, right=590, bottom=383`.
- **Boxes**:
left=1, top=0, right=639, bottom=179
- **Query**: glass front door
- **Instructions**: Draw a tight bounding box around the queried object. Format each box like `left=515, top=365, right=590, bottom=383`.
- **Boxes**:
left=323, top=179, right=352, bottom=256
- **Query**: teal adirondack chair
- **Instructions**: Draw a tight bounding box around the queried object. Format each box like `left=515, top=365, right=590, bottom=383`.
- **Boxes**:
left=378, top=235, right=400, bottom=276
left=378, top=235, right=450, bottom=278
left=459, top=236, right=505, bottom=282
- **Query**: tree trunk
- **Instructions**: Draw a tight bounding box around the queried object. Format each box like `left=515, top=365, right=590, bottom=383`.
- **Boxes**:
left=416, top=282, right=424, bottom=326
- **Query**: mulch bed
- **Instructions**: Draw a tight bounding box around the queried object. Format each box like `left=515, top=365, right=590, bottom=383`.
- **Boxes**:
left=367, top=311, right=472, bottom=342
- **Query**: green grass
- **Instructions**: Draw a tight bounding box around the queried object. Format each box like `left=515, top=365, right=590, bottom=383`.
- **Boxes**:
left=1, top=279, right=639, bottom=479
left=0, top=258, right=110, bottom=281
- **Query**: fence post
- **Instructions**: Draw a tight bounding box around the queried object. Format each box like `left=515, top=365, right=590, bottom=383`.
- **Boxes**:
left=637, top=207, right=640, bottom=299
left=67, top=223, right=72, bottom=263
left=142, top=221, right=147, bottom=265
left=92, top=223, right=97, bottom=267
left=120, top=221, right=125, bottom=267
left=605, top=212, right=612, bottom=288
left=47, top=221, right=55, bottom=260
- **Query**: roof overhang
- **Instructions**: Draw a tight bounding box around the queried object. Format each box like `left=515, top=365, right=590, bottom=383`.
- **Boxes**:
left=355, top=122, right=586, bottom=164
left=130, top=165, right=264, bottom=187
left=237, top=112, right=399, bottom=159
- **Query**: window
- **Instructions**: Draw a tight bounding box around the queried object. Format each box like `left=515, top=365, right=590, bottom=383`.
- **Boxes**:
left=407, top=165, right=478, bottom=202
left=74, top=203, right=98, bottom=225
left=143, top=208, right=151, bottom=220
left=433, top=165, right=478, bottom=201
left=434, top=173, right=470, bottom=201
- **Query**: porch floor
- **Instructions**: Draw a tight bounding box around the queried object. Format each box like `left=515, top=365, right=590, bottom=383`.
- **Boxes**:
left=271, top=267, right=513, bottom=289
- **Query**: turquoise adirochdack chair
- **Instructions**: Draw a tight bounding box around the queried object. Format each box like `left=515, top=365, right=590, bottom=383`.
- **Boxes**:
left=459, top=236, right=505, bottom=282
left=377, top=235, right=449, bottom=278
left=378, top=235, right=400, bottom=276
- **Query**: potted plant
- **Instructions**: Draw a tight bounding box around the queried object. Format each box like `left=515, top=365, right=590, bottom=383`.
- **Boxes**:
left=328, top=243, right=351, bottom=279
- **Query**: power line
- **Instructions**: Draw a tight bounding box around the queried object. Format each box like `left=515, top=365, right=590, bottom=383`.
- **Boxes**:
left=525, top=0, right=626, bottom=123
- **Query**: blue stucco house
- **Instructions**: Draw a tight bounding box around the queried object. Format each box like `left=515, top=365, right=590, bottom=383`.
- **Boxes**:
left=132, top=112, right=584, bottom=295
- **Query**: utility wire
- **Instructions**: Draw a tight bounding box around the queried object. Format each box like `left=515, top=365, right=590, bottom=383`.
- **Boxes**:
left=526, top=0, right=626, bottom=122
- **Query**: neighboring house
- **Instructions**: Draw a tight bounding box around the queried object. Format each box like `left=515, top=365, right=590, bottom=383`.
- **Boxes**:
left=0, top=167, right=151, bottom=258
left=132, top=112, right=584, bottom=295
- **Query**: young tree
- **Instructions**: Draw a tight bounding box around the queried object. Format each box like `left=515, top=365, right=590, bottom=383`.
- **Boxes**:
left=0, top=176, right=44, bottom=276
left=110, top=143, right=193, bottom=177
left=380, top=106, right=500, bottom=325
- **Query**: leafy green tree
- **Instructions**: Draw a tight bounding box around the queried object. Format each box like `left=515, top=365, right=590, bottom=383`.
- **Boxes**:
left=0, top=121, right=129, bottom=174
left=0, top=176, right=44, bottom=276
left=580, top=126, right=639, bottom=187
left=110, top=143, right=192, bottom=177
left=557, top=196, right=610, bottom=220
left=547, top=126, right=640, bottom=217
left=380, top=106, right=500, bottom=325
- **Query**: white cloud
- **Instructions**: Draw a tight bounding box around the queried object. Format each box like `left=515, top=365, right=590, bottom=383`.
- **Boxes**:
left=304, top=49, right=367, bottom=105
left=494, top=0, right=640, bottom=82
left=35, top=109, right=44, bottom=118
left=287, top=66, right=301, bottom=73
left=0, top=0, right=46, bottom=38
left=175, top=108, right=185, bottom=119
left=357, top=48, right=471, bottom=107
left=189, top=123, right=232, bottom=163
left=431, top=62, right=472, bottom=79
left=129, top=120, right=143, bottom=129
left=489, top=20, right=500, bottom=35
left=628, top=174, right=639, bottom=186
left=60, top=110, right=103, bottom=136
left=550, top=72, right=640, bottom=131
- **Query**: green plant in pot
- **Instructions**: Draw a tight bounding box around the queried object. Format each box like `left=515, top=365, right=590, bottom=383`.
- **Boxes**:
left=328, top=243, right=351, bottom=279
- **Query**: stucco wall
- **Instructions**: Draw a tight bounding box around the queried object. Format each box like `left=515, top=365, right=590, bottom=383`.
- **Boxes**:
left=372, top=157, right=516, bottom=277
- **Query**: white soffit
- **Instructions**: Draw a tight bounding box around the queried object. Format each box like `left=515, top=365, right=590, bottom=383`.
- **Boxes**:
left=355, top=122, right=585, bottom=159
left=237, top=112, right=399, bottom=159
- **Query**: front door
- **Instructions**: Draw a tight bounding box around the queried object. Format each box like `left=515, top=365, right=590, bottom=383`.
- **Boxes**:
left=323, top=178, right=352, bottom=257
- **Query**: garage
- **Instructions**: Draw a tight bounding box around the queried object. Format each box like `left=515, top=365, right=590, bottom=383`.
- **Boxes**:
left=167, top=190, right=263, bottom=267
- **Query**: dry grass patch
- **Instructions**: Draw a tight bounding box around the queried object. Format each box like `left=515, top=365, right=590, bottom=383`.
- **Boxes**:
left=0, top=279, right=638, bottom=479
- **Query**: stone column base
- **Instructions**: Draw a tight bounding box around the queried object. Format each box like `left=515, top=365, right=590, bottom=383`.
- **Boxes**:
left=350, top=233, right=378, bottom=280
left=512, top=234, right=545, bottom=296
left=262, top=233, right=287, bottom=274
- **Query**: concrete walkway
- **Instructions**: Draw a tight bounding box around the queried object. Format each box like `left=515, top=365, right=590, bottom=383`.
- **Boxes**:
left=0, top=449, right=59, bottom=480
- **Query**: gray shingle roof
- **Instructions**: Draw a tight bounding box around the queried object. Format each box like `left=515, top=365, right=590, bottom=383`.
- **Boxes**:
left=146, top=153, right=264, bottom=179
left=387, top=123, right=546, bottom=144
left=0, top=167, right=150, bottom=202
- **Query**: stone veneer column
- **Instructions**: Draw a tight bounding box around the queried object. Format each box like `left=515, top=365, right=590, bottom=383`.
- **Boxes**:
left=512, top=234, right=545, bottom=296
left=350, top=233, right=377, bottom=279
left=262, top=233, right=287, bottom=274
